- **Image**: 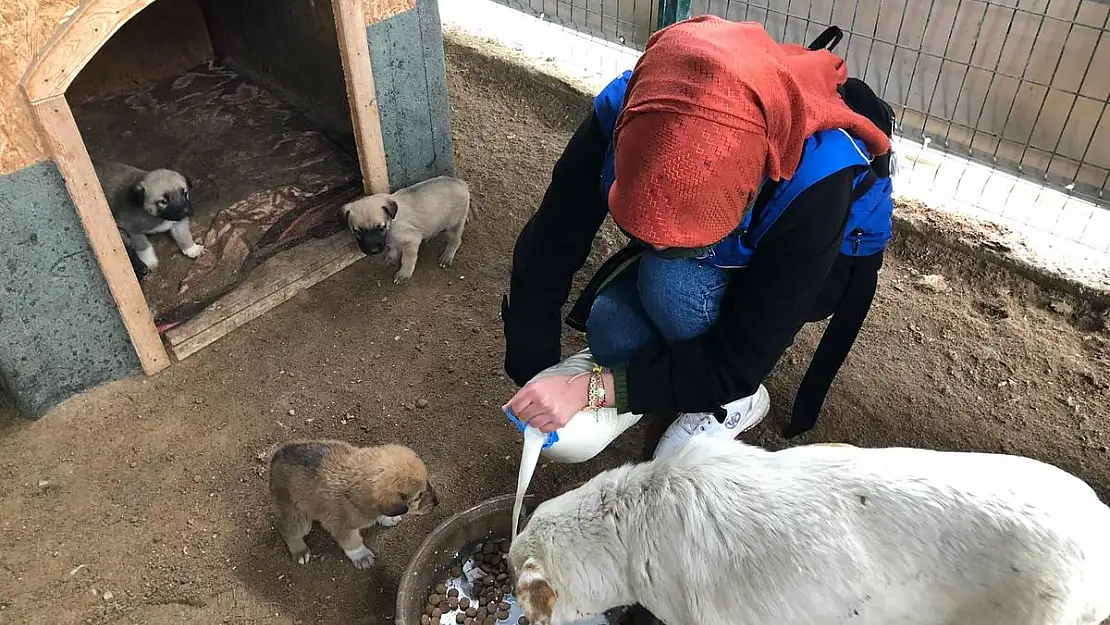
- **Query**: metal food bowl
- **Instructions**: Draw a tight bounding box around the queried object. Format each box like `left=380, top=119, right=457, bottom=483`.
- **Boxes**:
left=395, top=493, right=540, bottom=625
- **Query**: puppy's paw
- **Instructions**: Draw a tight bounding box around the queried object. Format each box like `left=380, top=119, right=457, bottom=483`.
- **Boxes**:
left=386, top=247, right=401, bottom=264
left=292, top=548, right=311, bottom=565
left=138, top=248, right=159, bottom=271
left=437, top=252, right=456, bottom=268
left=376, top=514, right=403, bottom=527
left=393, top=269, right=412, bottom=285
left=182, top=244, right=205, bottom=259
left=344, top=545, right=376, bottom=570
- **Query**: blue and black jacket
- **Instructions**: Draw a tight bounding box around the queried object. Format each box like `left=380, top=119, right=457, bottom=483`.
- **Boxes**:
left=502, top=26, right=895, bottom=438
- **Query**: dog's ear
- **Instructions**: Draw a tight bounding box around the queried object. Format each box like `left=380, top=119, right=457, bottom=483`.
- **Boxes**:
left=517, top=557, right=557, bottom=625
left=339, top=203, right=352, bottom=225
left=383, top=198, right=399, bottom=220
left=130, top=183, right=146, bottom=206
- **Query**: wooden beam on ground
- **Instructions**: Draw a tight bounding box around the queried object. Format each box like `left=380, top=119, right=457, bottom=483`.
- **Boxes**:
left=30, top=95, right=171, bottom=375
left=334, top=0, right=391, bottom=195
left=164, top=231, right=365, bottom=361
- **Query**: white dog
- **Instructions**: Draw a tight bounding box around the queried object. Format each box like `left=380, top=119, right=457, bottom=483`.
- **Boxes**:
left=509, top=437, right=1110, bottom=625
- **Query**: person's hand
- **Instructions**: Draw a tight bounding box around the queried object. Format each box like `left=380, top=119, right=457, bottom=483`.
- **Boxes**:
left=504, top=375, right=588, bottom=433
left=504, top=371, right=616, bottom=433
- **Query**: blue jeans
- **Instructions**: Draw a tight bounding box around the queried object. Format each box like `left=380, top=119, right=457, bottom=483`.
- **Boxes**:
left=587, top=254, right=731, bottom=367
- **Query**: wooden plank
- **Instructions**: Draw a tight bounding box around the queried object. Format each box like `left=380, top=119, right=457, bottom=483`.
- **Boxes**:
left=363, top=0, right=416, bottom=24
left=30, top=95, right=170, bottom=375
left=22, top=0, right=157, bottom=103
left=164, top=231, right=365, bottom=361
left=333, top=0, right=391, bottom=195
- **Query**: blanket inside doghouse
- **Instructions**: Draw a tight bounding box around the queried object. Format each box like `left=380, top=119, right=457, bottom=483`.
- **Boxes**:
left=73, top=62, right=362, bottom=330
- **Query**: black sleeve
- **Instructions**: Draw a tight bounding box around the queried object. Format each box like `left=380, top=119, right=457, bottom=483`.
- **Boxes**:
left=502, top=110, right=610, bottom=386
left=622, top=168, right=858, bottom=414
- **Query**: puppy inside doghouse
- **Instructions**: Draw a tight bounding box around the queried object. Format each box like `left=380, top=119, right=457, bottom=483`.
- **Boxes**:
left=268, top=439, right=439, bottom=569
left=339, top=175, right=470, bottom=285
left=93, top=159, right=204, bottom=272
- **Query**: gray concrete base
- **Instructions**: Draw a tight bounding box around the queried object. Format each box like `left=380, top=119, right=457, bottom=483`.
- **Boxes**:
left=0, top=161, right=141, bottom=420
left=368, top=0, right=456, bottom=190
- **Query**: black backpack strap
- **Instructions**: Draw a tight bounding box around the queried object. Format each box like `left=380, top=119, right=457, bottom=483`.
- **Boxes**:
left=785, top=250, right=883, bottom=439
left=808, top=26, right=843, bottom=52
left=849, top=168, right=878, bottom=204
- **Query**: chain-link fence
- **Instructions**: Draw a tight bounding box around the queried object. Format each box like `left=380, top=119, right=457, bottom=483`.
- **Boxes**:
left=475, top=0, right=1110, bottom=259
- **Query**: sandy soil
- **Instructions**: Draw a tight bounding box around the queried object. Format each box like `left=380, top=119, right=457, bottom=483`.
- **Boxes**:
left=1, top=42, right=1108, bottom=625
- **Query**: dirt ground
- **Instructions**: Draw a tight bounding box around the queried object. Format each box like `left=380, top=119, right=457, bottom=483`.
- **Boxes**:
left=2, top=42, right=1109, bottom=625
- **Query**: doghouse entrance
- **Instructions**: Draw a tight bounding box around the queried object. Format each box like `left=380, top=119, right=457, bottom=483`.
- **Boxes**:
left=22, top=0, right=388, bottom=372
left=69, top=0, right=364, bottom=337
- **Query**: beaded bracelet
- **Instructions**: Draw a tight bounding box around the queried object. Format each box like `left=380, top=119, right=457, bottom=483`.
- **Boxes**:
left=586, top=364, right=607, bottom=413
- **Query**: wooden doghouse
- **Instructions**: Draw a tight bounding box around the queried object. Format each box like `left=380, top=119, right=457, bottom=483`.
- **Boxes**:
left=0, top=0, right=453, bottom=419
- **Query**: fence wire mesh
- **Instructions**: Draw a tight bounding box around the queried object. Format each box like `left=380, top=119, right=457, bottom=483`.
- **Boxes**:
left=472, top=0, right=1110, bottom=258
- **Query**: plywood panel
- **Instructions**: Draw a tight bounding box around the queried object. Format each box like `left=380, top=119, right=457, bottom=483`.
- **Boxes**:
left=363, top=0, right=415, bottom=24
left=1, top=0, right=81, bottom=175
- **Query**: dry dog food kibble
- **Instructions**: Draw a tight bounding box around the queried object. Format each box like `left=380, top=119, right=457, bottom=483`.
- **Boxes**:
left=424, top=541, right=535, bottom=625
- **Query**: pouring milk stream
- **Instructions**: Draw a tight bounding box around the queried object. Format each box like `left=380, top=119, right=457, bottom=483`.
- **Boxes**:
left=507, top=349, right=643, bottom=541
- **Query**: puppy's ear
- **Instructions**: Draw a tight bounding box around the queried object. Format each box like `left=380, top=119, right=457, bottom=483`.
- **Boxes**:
left=384, top=199, right=399, bottom=220
left=517, top=557, right=556, bottom=625
left=130, top=183, right=146, bottom=206
left=339, top=203, right=352, bottom=225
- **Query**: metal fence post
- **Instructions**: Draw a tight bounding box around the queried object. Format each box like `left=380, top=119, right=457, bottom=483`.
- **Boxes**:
left=655, top=0, right=691, bottom=30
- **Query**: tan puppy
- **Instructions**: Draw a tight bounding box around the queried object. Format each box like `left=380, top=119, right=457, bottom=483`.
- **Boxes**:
left=93, top=159, right=203, bottom=271
left=268, top=439, right=439, bottom=569
left=340, top=175, right=470, bottom=285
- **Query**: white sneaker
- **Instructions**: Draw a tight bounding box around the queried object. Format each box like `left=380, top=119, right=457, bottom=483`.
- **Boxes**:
left=652, top=385, right=770, bottom=459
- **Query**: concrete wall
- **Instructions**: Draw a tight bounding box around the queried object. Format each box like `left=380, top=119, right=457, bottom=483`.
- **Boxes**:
left=369, top=0, right=456, bottom=189
left=0, top=162, right=142, bottom=419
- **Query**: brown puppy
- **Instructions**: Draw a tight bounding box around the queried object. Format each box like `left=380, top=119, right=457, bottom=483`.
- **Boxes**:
left=268, top=439, right=439, bottom=569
